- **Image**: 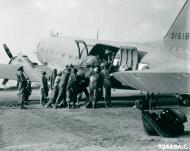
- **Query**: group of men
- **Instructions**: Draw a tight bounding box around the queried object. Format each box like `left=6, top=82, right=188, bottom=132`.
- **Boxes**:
left=42, top=62, right=112, bottom=109
left=16, top=61, right=112, bottom=109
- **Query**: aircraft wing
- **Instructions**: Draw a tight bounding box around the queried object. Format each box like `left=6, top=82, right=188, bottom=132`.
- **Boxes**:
left=112, top=65, right=190, bottom=94
left=0, top=63, right=41, bottom=82
left=0, top=64, right=18, bottom=80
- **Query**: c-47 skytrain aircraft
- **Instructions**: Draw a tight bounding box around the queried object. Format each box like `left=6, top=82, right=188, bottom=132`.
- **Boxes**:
left=1, top=0, right=190, bottom=104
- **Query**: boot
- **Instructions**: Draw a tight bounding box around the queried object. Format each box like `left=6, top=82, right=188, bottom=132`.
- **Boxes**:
left=66, top=103, right=71, bottom=109
left=109, top=101, right=112, bottom=107
left=20, top=106, right=28, bottom=109
left=92, top=101, right=97, bottom=109
left=24, top=101, right=29, bottom=105
left=105, top=102, right=109, bottom=108
left=20, top=102, right=27, bottom=109
left=54, top=105, right=58, bottom=109
left=62, top=102, right=67, bottom=108
left=52, top=104, right=55, bottom=108
left=45, top=103, right=50, bottom=108
left=81, top=101, right=92, bottom=109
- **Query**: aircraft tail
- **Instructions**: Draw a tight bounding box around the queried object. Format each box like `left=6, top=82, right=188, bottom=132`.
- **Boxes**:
left=164, top=0, right=190, bottom=51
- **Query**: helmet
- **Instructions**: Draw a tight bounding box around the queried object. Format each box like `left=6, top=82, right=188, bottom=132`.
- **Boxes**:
left=72, top=68, right=78, bottom=73
left=41, top=71, right=46, bottom=75
left=67, top=64, right=73, bottom=71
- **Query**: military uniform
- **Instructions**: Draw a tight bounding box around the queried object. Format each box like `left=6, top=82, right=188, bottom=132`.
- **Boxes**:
left=100, top=63, right=112, bottom=107
left=40, top=72, right=49, bottom=106
left=25, top=79, right=32, bottom=103
left=76, top=69, right=90, bottom=105
left=16, top=66, right=27, bottom=109
left=66, top=68, right=78, bottom=108
left=54, top=69, right=71, bottom=108
left=88, top=67, right=101, bottom=108
left=46, top=72, right=62, bottom=108
left=50, top=69, right=57, bottom=90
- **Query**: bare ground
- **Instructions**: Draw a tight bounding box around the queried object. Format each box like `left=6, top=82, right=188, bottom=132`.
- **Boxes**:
left=0, top=90, right=189, bottom=151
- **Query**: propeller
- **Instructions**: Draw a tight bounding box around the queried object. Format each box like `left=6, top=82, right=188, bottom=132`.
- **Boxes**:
left=2, top=44, right=14, bottom=85
left=3, top=44, right=13, bottom=59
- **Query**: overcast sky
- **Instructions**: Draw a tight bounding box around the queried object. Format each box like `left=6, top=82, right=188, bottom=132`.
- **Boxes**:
left=0, top=0, right=185, bottom=63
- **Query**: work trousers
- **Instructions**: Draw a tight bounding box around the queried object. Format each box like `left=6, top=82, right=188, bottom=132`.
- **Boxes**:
left=67, top=88, right=77, bottom=108
left=40, top=88, right=48, bottom=106
left=103, top=79, right=111, bottom=106
left=18, top=88, right=27, bottom=105
left=55, top=87, right=67, bottom=107
left=46, top=86, right=59, bottom=107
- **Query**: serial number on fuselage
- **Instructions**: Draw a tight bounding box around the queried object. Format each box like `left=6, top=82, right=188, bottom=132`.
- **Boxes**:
left=170, top=32, right=190, bottom=40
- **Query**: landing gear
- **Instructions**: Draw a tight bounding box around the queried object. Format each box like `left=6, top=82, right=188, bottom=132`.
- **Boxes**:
left=137, top=92, right=160, bottom=110
left=178, top=94, right=190, bottom=106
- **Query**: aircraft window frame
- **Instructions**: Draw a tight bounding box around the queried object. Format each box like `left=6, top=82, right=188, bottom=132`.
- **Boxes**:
left=75, top=40, right=89, bottom=58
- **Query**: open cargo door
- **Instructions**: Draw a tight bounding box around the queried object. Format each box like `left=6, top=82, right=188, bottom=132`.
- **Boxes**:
left=120, top=47, right=139, bottom=70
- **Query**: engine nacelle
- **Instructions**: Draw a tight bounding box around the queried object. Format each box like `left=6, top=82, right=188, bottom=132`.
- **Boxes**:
left=9, top=54, right=34, bottom=68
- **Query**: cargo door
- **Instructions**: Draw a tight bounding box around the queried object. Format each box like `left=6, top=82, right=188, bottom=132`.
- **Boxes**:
left=119, top=46, right=138, bottom=70
left=132, top=48, right=138, bottom=70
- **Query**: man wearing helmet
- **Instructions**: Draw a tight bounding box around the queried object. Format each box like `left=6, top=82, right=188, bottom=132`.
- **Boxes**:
left=16, top=66, right=28, bottom=109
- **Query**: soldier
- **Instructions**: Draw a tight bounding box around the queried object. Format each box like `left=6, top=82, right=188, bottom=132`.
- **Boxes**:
left=50, top=69, right=57, bottom=90
left=25, top=79, right=32, bottom=104
left=54, top=66, right=72, bottom=108
left=45, top=71, right=62, bottom=108
left=66, top=68, right=78, bottom=109
left=100, top=62, right=112, bottom=108
left=104, top=49, right=112, bottom=63
left=88, top=66, right=101, bottom=108
left=76, top=67, right=90, bottom=106
left=16, top=66, right=28, bottom=109
left=40, top=71, right=49, bottom=106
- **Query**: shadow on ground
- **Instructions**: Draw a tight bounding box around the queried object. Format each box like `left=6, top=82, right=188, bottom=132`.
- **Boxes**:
left=0, top=94, right=180, bottom=109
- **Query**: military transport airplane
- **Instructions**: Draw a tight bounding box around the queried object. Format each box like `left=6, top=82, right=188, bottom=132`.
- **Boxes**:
left=0, top=0, right=190, bottom=102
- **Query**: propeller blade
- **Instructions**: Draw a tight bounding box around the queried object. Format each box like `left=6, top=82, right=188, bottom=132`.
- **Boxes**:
left=2, top=79, right=9, bottom=85
left=3, top=44, right=13, bottom=59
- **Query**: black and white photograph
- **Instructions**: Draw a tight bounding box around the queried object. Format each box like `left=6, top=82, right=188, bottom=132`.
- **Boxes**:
left=0, top=0, right=190, bottom=150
